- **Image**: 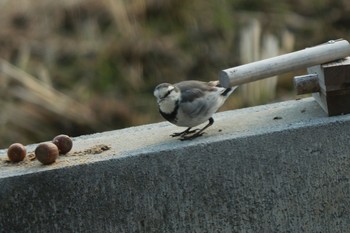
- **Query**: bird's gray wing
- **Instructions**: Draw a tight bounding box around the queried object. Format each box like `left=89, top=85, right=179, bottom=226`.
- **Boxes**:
left=175, top=80, right=216, bottom=103
left=180, top=94, right=209, bottom=118
left=180, top=88, right=205, bottom=103
left=180, top=89, right=213, bottom=118
left=174, top=81, right=216, bottom=117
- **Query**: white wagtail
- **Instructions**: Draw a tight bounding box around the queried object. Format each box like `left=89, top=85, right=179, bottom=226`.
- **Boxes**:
left=154, top=80, right=237, bottom=140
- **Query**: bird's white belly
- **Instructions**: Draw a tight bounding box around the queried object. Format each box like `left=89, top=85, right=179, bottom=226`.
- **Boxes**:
left=175, top=105, right=217, bottom=127
left=176, top=92, right=225, bottom=127
left=175, top=110, right=212, bottom=127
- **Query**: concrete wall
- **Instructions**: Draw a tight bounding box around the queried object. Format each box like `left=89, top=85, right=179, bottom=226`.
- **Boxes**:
left=1, top=98, right=350, bottom=232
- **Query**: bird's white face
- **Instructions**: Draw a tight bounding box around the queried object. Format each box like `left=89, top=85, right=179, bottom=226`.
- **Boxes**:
left=153, top=84, right=179, bottom=103
left=154, top=83, right=180, bottom=114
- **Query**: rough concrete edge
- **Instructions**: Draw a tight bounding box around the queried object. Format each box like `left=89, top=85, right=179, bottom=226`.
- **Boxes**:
left=1, top=98, right=350, bottom=179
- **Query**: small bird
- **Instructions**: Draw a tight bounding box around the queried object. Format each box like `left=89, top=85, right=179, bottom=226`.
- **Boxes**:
left=154, top=80, right=237, bottom=140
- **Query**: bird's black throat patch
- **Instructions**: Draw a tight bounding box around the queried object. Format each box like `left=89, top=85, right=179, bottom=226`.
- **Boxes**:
left=159, top=100, right=179, bottom=124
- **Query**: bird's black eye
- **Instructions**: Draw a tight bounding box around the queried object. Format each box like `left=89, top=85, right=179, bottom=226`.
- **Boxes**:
left=163, top=89, right=173, bottom=99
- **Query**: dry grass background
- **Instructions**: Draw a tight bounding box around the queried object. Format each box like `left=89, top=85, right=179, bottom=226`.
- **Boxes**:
left=0, top=0, right=349, bottom=147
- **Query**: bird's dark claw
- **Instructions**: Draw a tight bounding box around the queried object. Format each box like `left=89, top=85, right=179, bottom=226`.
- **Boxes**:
left=171, top=128, right=199, bottom=137
left=179, top=132, right=205, bottom=141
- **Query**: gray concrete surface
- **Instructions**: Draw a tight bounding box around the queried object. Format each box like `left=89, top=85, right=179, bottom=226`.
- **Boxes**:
left=1, top=97, right=350, bottom=232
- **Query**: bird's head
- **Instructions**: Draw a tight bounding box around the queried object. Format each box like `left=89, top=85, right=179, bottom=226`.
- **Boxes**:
left=153, top=83, right=180, bottom=104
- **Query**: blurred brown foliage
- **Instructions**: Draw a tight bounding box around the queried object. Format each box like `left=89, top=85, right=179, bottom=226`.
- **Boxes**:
left=0, top=0, right=349, bottom=147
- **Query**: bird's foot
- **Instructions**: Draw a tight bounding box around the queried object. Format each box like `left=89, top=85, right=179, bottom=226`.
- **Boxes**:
left=179, top=131, right=205, bottom=141
left=171, top=128, right=199, bottom=137
left=178, top=118, right=213, bottom=141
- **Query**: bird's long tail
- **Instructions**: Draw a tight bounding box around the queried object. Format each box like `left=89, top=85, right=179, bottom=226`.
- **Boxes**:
left=208, top=80, right=238, bottom=96
left=221, top=86, right=238, bottom=96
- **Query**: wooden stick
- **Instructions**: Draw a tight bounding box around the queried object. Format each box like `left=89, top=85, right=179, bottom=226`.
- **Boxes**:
left=219, top=39, right=350, bottom=87
left=293, top=74, right=320, bottom=95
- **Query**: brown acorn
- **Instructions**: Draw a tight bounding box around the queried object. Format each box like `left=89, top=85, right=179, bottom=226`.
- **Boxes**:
left=35, top=142, right=59, bottom=165
left=7, top=143, right=26, bottom=162
left=52, top=134, right=73, bottom=155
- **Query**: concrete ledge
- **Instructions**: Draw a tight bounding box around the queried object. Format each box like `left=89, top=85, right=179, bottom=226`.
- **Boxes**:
left=1, top=98, right=350, bottom=232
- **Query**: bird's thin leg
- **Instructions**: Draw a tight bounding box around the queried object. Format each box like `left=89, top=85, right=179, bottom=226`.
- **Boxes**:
left=180, top=118, right=214, bottom=141
left=171, top=127, right=199, bottom=137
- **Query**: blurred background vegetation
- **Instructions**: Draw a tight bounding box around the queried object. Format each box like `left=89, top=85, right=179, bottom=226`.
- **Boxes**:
left=0, top=0, right=349, bottom=148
